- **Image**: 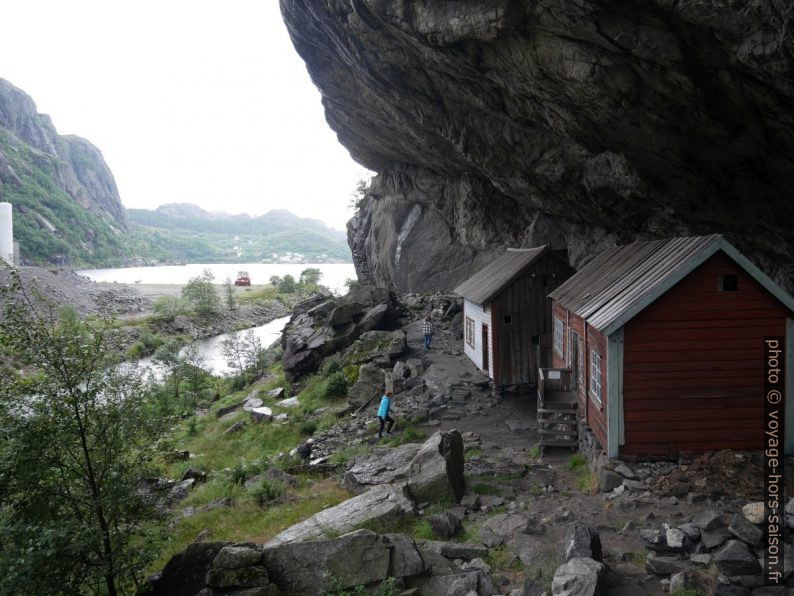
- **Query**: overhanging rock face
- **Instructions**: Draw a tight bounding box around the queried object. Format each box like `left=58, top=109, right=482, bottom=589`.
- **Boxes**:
left=280, top=0, right=794, bottom=293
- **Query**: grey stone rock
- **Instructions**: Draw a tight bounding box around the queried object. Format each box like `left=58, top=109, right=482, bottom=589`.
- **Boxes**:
left=181, top=468, right=207, bottom=483
left=343, top=443, right=422, bottom=493
left=224, top=421, right=247, bottom=435
left=614, top=464, right=636, bottom=480
left=551, top=557, right=605, bottom=596
left=435, top=541, right=490, bottom=561
left=267, top=387, right=285, bottom=399
left=242, top=391, right=263, bottom=411
left=406, top=358, right=424, bottom=377
left=714, top=540, right=762, bottom=577
left=693, top=509, right=723, bottom=530
left=702, top=525, right=733, bottom=550
left=428, top=511, right=463, bottom=540
left=216, top=400, right=246, bottom=418
left=411, top=571, right=480, bottom=596
left=645, top=554, right=689, bottom=576
left=639, top=529, right=662, bottom=545
left=741, top=502, right=765, bottom=525
left=406, top=430, right=464, bottom=504
left=598, top=470, right=623, bottom=493
left=479, top=513, right=531, bottom=548
left=666, top=527, right=686, bottom=550
left=266, top=484, right=415, bottom=546
left=250, top=407, right=273, bottom=423
left=206, top=545, right=268, bottom=589
left=690, top=553, right=711, bottom=565
left=146, top=541, right=230, bottom=596
left=264, top=530, right=423, bottom=593
left=669, top=570, right=688, bottom=593
left=562, top=524, right=602, bottom=563
left=729, top=513, right=763, bottom=547
left=348, top=363, right=384, bottom=406
left=275, top=396, right=299, bottom=408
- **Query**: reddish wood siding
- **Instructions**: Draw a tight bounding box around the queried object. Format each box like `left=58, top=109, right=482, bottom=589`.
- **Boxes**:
left=620, top=252, right=790, bottom=458
left=551, top=302, right=609, bottom=452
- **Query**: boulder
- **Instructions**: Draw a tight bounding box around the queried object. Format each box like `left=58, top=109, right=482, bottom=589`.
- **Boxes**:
left=598, top=470, right=623, bottom=493
left=206, top=544, right=270, bottom=589
left=729, top=513, right=763, bottom=547
left=266, top=484, right=415, bottom=546
left=146, top=541, right=230, bottom=596
left=551, top=557, right=605, bottom=596
left=693, top=510, right=723, bottom=530
left=480, top=513, right=532, bottom=548
left=424, top=541, right=490, bottom=561
left=645, top=554, right=689, bottom=576
left=267, top=387, right=285, bottom=399
left=276, top=396, right=300, bottom=408
left=714, top=540, right=762, bottom=577
left=224, top=421, right=247, bottom=435
left=702, top=525, right=733, bottom=550
left=741, top=502, right=764, bottom=525
left=406, top=358, right=424, bottom=377
left=216, top=399, right=246, bottom=418
left=562, top=524, right=602, bottom=563
left=428, top=512, right=463, bottom=540
left=665, top=527, right=686, bottom=550
left=242, top=390, right=263, bottom=411
left=343, top=443, right=422, bottom=493
left=348, top=363, right=384, bottom=406
left=180, top=468, right=207, bottom=483
left=251, top=406, right=274, bottom=423
left=406, top=430, right=465, bottom=504
left=393, top=360, right=410, bottom=379
left=264, top=529, right=423, bottom=593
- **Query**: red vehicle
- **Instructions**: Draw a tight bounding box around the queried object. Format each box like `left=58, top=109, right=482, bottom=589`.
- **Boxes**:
left=234, top=276, right=251, bottom=286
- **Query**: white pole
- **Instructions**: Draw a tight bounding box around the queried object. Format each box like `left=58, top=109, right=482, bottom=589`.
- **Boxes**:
left=0, top=202, right=13, bottom=265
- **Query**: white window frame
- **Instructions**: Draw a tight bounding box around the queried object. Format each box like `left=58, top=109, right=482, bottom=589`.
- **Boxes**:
left=465, top=316, right=475, bottom=349
left=553, top=317, right=564, bottom=357
left=590, top=349, right=602, bottom=407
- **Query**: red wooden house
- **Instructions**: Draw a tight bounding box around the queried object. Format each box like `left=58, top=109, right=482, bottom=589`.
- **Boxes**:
left=548, top=234, right=794, bottom=459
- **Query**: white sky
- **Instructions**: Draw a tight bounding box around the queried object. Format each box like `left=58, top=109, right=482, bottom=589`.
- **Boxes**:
left=0, top=0, right=371, bottom=230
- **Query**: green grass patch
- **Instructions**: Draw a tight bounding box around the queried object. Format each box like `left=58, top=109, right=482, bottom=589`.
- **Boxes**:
left=471, top=483, right=497, bottom=495
left=486, top=545, right=523, bottom=572
left=465, top=447, right=484, bottom=460
left=566, top=453, right=587, bottom=472
left=528, top=444, right=541, bottom=459
left=329, top=444, right=371, bottom=465
left=147, top=478, right=350, bottom=573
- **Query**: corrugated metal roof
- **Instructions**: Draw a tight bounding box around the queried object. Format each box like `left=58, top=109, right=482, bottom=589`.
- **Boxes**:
left=454, top=246, right=549, bottom=304
left=549, top=234, right=765, bottom=334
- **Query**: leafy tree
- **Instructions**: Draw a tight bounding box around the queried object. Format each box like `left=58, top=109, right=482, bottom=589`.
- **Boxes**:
left=237, top=270, right=249, bottom=278
left=278, top=274, right=297, bottom=294
left=182, top=269, right=220, bottom=316
left=299, top=267, right=322, bottom=286
left=0, top=270, right=166, bottom=595
left=221, top=330, right=263, bottom=378
left=223, top=277, right=237, bottom=312
left=345, top=277, right=361, bottom=292
left=153, top=338, right=187, bottom=407
left=269, top=275, right=282, bottom=287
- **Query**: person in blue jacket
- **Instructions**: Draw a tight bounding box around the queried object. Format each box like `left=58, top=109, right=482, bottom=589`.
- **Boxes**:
left=377, top=390, right=394, bottom=438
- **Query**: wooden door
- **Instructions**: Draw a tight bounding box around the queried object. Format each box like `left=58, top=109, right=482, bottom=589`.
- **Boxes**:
left=482, top=324, right=489, bottom=372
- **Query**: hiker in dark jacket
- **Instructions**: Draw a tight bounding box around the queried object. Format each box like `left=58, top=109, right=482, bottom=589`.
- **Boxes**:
left=422, top=315, right=434, bottom=350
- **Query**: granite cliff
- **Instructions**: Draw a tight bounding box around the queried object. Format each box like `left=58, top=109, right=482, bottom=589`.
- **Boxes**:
left=0, top=78, right=127, bottom=265
left=280, top=0, right=794, bottom=292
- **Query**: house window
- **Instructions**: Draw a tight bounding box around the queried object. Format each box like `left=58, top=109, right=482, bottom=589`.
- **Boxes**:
left=553, top=317, right=564, bottom=357
left=504, top=315, right=512, bottom=324
left=590, top=350, right=602, bottom=407
left=465, top=317, right=475, bottom=349
left=577, top=339, right=584, bottom=385
left=718, top=274, right=738, bottom=292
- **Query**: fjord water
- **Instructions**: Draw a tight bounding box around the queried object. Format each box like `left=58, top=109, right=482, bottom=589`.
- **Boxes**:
left=136, top=315, right=292, bottom=377
left=78, top=262, right=357, bottom=294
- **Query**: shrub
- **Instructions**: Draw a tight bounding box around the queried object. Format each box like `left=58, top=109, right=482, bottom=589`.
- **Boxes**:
left=229, top=460, right=249, bottom=486
left=323, top=372, right=348, bottom=399
left=182, top=270, right=220, bottom=316
left=299, top=421, right=318, bottom=437
left=252, top=478, right=284, bottom=507
left=342, top=364, right=359, bottom=386
left=152, top=295, right=189, bottom=321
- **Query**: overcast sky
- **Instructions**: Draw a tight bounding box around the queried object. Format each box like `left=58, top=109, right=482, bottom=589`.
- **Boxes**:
left=0, top=0, right=371, bottom=230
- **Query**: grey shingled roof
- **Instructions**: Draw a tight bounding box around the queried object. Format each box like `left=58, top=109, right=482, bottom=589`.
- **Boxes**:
left=549, top=234, right=794, bottom=336
left=454, top=246, right=549, bottom=305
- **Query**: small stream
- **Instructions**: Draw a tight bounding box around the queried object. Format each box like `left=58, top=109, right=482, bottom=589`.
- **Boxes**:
left=135, top=315, right=291, bottom=377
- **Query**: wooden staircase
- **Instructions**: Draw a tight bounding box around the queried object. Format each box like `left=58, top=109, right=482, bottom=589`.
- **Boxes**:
left=537, top=368, right=578, bottom=455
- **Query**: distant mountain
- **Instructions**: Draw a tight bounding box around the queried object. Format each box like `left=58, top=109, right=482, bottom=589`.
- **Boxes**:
left=0, top=78, right=128, bottom=266
left=127, top=204, right=351, bottom=263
